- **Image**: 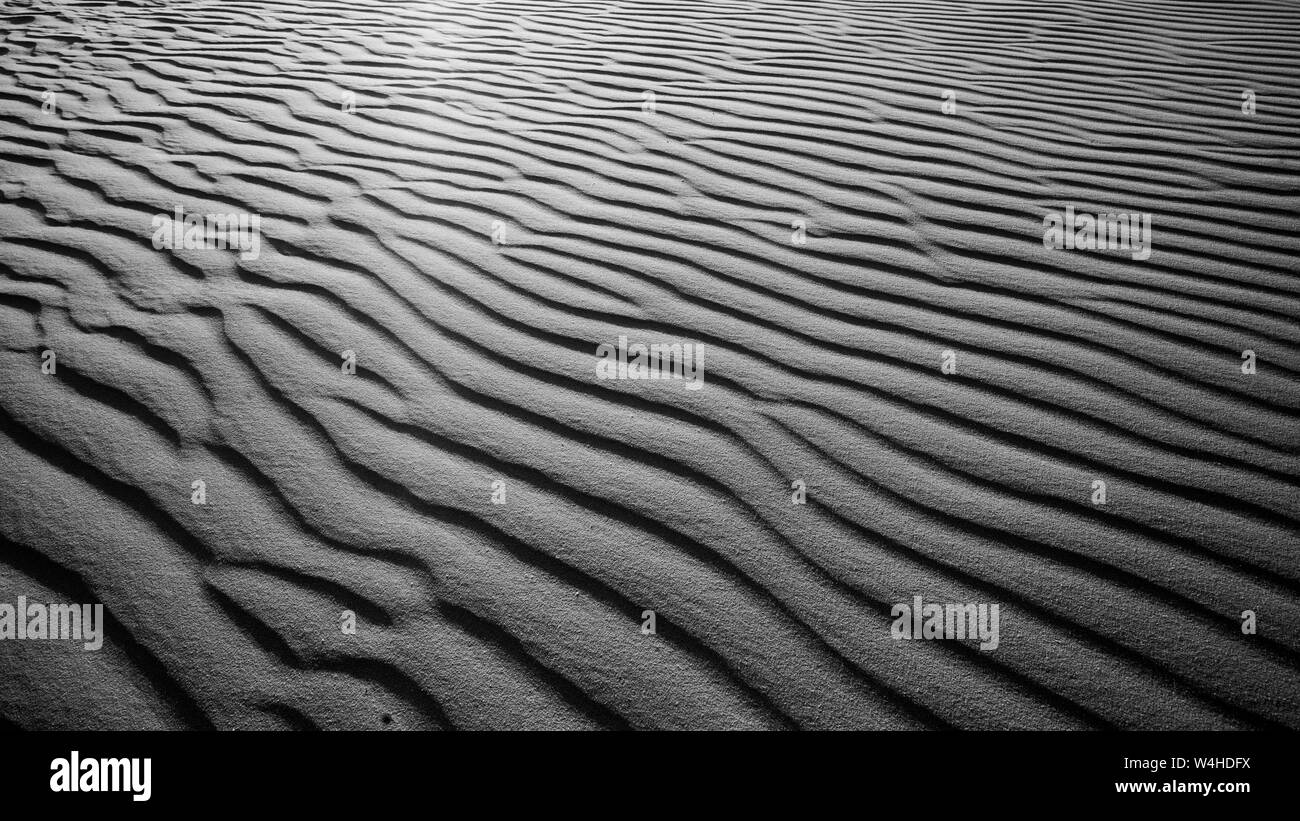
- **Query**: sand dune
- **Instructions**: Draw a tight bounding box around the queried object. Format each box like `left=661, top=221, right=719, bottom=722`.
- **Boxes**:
left=1, top=0, right=1298, bottom=730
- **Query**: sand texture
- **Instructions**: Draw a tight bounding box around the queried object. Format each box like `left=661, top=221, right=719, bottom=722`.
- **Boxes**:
left=1, top=0, right=1298, bottom=730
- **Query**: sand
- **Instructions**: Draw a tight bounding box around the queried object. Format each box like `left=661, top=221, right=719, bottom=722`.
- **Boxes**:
left=0, top=0, right=1298, bottom=730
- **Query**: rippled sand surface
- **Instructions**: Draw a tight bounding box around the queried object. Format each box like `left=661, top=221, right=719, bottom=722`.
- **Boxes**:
left=1, top=0, right=1298, bottom=729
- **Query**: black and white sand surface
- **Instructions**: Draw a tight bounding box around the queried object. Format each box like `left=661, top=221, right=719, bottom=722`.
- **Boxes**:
left=1, top=0, right=1298, bottom=730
